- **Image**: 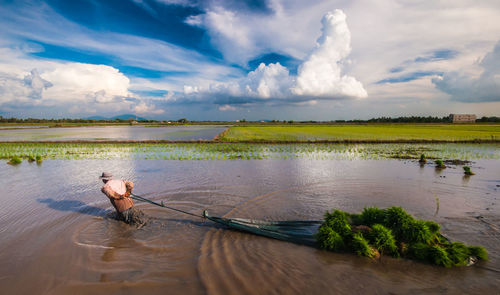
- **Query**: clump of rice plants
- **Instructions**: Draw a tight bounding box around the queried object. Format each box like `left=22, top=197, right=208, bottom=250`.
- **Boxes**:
left=463, top=166, right=474, bottom=175
left=7, top=156, right=22, bottom=165
left=419, top=154, right=427, bottom=163
left=36, top=155, right=43, bottom=164
left=435, top=159, right=446, bottom=169
left=28, top=155, right=36, bottom=162
left=316, top=206, right=488, bottom=267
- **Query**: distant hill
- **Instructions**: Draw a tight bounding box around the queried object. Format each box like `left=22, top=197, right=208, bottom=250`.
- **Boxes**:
left=86, top=114, right=149, bottom=121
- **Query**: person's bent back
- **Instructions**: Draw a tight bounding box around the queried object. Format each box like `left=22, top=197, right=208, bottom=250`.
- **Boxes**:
left=101, top=179, right=134, bottom=213
left=99, top=172, right=146, bottom=227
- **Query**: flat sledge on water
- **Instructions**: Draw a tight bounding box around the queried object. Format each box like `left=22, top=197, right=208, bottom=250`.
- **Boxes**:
left=131, top=194, right=488, bottom=267
left=203, top=210, right=321, bottom=246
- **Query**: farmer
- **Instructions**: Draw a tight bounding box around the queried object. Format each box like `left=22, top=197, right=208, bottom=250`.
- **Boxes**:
left=100, top=172, right=146, bottom=227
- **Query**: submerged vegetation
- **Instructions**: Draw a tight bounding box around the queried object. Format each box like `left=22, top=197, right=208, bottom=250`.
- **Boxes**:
left=0, top=142, right=498, bottom=162
left=316, top=207, right=488, bottom=267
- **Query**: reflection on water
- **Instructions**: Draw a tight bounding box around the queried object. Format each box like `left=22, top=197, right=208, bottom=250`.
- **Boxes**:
left=0, top=125, right=227, bottom=141
left=0, top=158, right=499, bottom=294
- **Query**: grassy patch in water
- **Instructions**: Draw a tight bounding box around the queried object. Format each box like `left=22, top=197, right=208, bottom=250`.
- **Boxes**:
left=463, top=166, right=474, bottom=175
left=435, top=159, right=446, bottom=169
left=7, top=156, right=22, bottom=165
left=316, top=206, right=488, bottom=267
left=0, top=142, right=498, bottom=162
left=219, top=124, right=500, bottom=142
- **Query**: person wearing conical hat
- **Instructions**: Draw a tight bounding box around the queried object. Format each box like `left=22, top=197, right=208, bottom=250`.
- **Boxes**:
left=100, top=172, right=146, bottom=227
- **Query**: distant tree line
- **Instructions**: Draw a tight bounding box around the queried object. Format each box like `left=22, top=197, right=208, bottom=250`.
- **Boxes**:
left=317, top=116, right=499, bottom=123
left=0, top=115, right=498, bottom=124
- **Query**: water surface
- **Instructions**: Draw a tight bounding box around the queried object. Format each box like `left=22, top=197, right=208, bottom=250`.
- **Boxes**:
left=0, top=157, right=499, bottom=294
left=0, top=125, right=227, bottom=141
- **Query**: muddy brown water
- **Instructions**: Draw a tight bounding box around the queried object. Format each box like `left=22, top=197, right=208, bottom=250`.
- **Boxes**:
left=0, top=159, right=499, bottom=294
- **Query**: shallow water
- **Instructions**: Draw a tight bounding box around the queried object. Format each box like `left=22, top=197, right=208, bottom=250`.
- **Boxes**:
left=0, top=158, right=499, bottom=294
left=0, top=125, right=227, bottom=141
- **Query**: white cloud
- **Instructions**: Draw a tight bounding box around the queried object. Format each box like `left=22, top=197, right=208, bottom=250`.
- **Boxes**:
left=292, top=10, right=367, bottom=98
left=186, top=0, right=337, bottom=64
left=432, top=41, right=500, bottom=102
left=0, top=48, right=168, bottom=116
left=240, top=62, right=293, bottom=98
left=218, top=104, right=237, bottom=111
left=185, top=0, right=500, bottom=106
left=0, top=1, right=241, bottom=93
left=133, top=101, right=165, bottom=114
left=42, top=63, right=131, bottom=103
left=23, top=69, right=53, bottom=99
left=181, top=9, right=365, bottom=104
left=201, top=7, right=256, bottom=63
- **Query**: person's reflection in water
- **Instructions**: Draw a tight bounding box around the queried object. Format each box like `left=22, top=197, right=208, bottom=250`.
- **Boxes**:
left=99, top=226, right=135, bottom=283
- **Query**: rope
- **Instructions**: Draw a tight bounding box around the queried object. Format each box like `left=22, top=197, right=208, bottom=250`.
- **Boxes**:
left=131, top=193, right=204, bottom=218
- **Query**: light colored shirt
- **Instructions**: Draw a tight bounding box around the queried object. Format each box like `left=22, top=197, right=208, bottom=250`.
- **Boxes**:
left=107, top=179, right=126, bottom=195
left=101, top=179, right=134, bottom=213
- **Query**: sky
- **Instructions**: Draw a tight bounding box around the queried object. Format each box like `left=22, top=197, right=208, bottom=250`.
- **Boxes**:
left=0, top=0, right=499, bottom=121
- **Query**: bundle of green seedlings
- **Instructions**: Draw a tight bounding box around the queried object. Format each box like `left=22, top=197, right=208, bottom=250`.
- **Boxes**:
left=463, top=166, right=474, bottom=175
left=315, top=207, right=488, bottom=267
left=435, top=159, right=446, bottom=169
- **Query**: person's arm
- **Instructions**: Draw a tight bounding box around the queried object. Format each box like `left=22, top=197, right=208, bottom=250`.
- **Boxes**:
left=123, top=181, right=134, bottom=198
left=101, top=185, right=123, bottom=199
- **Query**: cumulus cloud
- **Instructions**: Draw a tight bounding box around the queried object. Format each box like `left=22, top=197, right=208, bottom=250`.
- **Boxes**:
left=292, top=10, right=367, bottom=98
left=237, top=62, right=293, bottom=99
left=432, top=41, right=500, bottom=102
left=42, top=63, right=130, bottom=103
left=181, top=9, right=366, bottom=105
left=0, top=48, right=167, bottom=116
left=23, top=69, right=53, bottom=99
left=133, top=101, right=165, bottom=114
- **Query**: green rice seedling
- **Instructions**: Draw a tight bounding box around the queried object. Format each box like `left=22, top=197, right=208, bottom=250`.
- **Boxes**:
left=425, top=220, right=440, bottom=236
left=28, top=155, right=35, bottom=162
left=463, top=166, right=474, bottom=175
left=419, top=154, right=427, bottom=163
left=323, top=210, right=352, bottom=238
left=383, top=207, right=415, bottom=241
left=360, top=207, right=386, bottom=226
left=351, top=232, right=376, bottom=257
left=446, top=242, right=471, bottom=266
left=368, top=224, right=399, bottom=257
left=408, top=242, right=430, bottom=262
left=428, top=245, right=453, bottom=267
left=406, top=220, right=433, bottom=244
left=435, top=159, right=446, bottom=169
left=7, top=156, right=22, bottom=165
left=316, top=226, right=345, bottom=251
left=348, top=213, right=363, bottom=225
left=468, top=246, right=488, bottom=261
left=35, top=155, right=42, bottom=163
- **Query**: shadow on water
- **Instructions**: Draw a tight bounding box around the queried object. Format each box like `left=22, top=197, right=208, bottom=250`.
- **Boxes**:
left=38, top=198, right=108, bottom=217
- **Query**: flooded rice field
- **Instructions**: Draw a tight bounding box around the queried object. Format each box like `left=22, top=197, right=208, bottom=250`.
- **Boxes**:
left=0, top=125, right=227, bottom=141
left=0, top=146, right=499, bottom=294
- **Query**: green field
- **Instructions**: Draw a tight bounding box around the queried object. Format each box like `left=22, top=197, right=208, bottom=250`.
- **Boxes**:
left=218, top=124, right=500, bottom=142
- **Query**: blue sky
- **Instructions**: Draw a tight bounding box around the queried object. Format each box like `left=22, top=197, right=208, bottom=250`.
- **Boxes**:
left=0, top=0, right=499, bottom=120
